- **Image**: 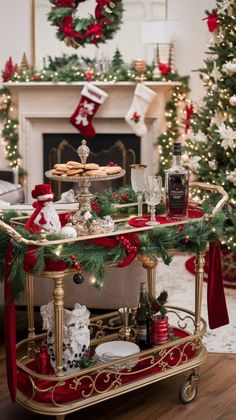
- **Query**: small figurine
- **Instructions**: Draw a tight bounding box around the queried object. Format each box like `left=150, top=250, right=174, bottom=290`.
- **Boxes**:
left=35, top=344, right=54, bottom=375
left=25, top=184, right=61, bottom=234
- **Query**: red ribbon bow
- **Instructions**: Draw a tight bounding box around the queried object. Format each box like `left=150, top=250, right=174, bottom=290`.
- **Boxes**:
left=184, top=103, right=194, bottom=134
left=206, top=10, right=220, bottom=32
left=89, top=233, right=141, bottom=267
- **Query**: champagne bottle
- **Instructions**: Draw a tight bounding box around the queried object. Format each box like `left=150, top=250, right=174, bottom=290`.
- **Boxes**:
left=136, top=282, right=151, bottom=349
left=165, top=142, right=189, bottom=219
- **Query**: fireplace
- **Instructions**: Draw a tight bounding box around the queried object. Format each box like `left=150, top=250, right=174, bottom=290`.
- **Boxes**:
left=43, top=133, right=140, bottom=199
left=5, top=81, right=181, bottom=202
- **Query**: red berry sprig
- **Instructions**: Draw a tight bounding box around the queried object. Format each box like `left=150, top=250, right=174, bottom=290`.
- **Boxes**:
left=71, top=255, right=81, bottom=271
left=117, top=235, right=138, bottom=254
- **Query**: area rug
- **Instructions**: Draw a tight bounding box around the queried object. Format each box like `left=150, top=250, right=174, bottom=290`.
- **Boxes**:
left=156, top=256, right=236, bottom=353
left=185, top=251, right=236, bottom=290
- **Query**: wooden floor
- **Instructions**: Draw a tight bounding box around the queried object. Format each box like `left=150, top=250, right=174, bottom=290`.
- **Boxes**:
left=1, top=312, right=236, bottom=420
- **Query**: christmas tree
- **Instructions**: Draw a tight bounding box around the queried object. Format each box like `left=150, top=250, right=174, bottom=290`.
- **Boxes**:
left=112, top=48, right=124, bottom=69
left=185, top=0, right=236, bottom=254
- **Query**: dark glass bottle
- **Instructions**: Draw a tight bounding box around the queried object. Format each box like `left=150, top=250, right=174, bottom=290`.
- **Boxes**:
left=165, top=142, right=189, bottom=219
left=136, top=282, right=151, bottom=350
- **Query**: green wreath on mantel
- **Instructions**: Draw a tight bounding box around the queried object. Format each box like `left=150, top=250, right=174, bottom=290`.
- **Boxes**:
left=48, top=0, right=124, bottom=48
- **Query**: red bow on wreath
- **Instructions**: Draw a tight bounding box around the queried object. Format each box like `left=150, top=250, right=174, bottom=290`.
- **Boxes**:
left=61, top=16, right=85, bottom=38
left=89, top=233, right=141, bottom=267
left=205, top=10, right=220, bottom=32
left=55, top=0, right=76, bottom=7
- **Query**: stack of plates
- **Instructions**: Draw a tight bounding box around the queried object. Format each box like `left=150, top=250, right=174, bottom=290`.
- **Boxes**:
left=95, top=341, right=140, bottom=370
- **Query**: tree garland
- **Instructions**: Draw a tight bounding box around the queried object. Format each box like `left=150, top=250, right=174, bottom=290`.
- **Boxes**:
left=48, top=0, right=124, bottom=48
left=0, top=209, right=225, bottom=299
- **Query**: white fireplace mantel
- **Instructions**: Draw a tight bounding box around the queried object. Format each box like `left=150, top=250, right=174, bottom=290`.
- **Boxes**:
left=5, top=81, right=181, bottom=202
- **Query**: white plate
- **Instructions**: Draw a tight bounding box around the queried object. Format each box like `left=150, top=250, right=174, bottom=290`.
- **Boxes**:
left=95, top=341, right=140, bottom=360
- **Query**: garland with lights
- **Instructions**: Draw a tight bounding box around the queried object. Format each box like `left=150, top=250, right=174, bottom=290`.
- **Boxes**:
left=48, top=0, right=124, bottom=49
left=0, top=209, right=225, bottom=298
left=0, top=87, right=26, bottom=176
left=184, top=0, right=236, bottom=255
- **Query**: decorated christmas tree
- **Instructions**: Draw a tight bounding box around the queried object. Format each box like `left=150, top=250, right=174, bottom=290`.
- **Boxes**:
left=185, top=0, right=236, bottom=255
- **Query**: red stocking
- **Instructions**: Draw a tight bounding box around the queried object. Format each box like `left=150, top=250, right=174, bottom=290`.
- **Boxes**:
left=70, top=83, right=108, bottom=139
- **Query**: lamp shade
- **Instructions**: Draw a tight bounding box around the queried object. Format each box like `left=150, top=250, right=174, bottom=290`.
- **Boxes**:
left=141, top=20, right=179, bottom=44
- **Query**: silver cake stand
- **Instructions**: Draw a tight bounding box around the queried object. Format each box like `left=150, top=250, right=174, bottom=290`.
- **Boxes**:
left=45, top=140, right=125, bottom=233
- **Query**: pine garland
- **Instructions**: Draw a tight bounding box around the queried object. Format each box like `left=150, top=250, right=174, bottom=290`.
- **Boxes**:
left=0, top=209, right=225, bottom=300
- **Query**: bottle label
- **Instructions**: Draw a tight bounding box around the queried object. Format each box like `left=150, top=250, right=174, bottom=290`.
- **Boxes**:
left=168, top=174, right=188, bottom=214
left=137, top=322, right=148, bottom=341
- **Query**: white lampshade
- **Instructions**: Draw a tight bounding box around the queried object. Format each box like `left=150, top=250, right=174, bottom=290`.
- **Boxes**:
left=141, top=20, right=179, bottom=44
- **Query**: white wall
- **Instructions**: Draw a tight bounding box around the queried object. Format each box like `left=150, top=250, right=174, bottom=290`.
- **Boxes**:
left=0, top=0, right=215, bottom=168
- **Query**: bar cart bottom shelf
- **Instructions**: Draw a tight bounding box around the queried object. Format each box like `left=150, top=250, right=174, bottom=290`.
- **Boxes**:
left=16, top=323, right=207, bottom=418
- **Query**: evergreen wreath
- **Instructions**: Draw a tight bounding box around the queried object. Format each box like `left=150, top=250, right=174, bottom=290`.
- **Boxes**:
left=48, top=0, right=124, bottom=48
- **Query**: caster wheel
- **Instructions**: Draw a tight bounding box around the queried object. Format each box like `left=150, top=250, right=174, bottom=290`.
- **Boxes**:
left=179, top=381, right=197, bottom=404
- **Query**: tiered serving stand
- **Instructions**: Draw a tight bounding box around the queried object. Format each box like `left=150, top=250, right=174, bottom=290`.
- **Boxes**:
left=0, top=176, right=228, bottom=419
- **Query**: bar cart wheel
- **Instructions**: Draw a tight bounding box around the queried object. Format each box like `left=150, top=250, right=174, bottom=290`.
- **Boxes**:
left=179, top=379, right=198, bottom=404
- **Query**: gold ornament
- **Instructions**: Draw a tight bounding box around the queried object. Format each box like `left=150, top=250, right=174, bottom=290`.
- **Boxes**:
left=138, top=254, right=157, bottom=269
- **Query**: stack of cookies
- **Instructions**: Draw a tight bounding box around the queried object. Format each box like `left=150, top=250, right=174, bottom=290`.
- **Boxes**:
left=51, top=161, right=122, bottom=178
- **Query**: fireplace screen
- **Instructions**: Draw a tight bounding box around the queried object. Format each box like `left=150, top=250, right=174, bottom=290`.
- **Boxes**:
left=43, top=133, right=140, bottom=200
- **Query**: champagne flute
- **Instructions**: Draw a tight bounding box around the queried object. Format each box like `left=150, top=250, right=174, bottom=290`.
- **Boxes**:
left=145, top=176, right=162, bottom=226
left=130, top=164, right=147, bottom=220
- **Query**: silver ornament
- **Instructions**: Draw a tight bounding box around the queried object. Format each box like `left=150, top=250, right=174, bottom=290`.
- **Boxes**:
left=229, top=95, right=236, bottom=107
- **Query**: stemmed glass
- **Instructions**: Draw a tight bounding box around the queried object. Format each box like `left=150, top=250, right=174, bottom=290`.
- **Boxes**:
left=145, top=176, right=162, bottom=226
left=130, top=164, right=147, bottom=220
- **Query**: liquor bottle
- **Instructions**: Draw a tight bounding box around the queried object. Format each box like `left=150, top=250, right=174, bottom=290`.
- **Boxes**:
left=165, top=142, right=189, bottom=219
left=136, top=282, right=151, bottom=349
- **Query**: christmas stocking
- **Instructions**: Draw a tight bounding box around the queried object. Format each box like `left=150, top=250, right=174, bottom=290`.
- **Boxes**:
left=125, top=84, right=156, bottom=136
left=70, top=83, right=108, bottom=139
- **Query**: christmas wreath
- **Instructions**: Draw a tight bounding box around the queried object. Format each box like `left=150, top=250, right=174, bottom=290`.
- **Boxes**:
left=48, top=0, right=124, bottom=48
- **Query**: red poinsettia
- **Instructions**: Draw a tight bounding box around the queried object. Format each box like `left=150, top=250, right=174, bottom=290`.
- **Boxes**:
left=158, top=62, right=171, bottom=75
left=2, top=57, right=18, bottom=82
left=207, top=10, right=220, bottom=32
left=55, top=0, right=76, bottom=7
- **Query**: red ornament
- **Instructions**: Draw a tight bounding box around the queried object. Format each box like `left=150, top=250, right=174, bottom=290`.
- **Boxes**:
left=31, top=73, right=41, bottom=81
left=71, top=255, right=76, bottom=261
left=74, top=262, right=81, bottom=270
left=2, top=57, right=18, bottom=82
left=207, top=10, right=220, bottom=32
left=184, top=235, right=190, bottom=245
left=85, top=68, right=95, bottom=82
left=121, top=193, right=129, bottom=201
left=112, top=192, right=119, bottom=200
left=158, top=62, right=171, bottom=75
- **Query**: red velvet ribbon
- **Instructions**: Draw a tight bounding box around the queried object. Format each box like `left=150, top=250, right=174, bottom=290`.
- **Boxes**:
left=207, top=241, right=229, bottom=329
left=184, top=103, right=194, bottom=134
left=89, top=233, right=141, bottom=268
left=4, top=243, right=17, bottom=402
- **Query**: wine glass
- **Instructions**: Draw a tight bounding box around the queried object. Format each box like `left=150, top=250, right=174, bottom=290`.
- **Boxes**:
left=130, top=164, right=147, bottom=220
left=145, top=176, right=162, bottom=226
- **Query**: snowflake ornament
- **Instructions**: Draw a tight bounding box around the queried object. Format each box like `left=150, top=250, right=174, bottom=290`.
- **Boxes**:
left=216, top=123, right=236, bottom=151
left=208, top=159, right=218, bottom=170
left=187, top=156, right=201, bottom=172
left=222, top=59, right=236, bottom=75
left=211, top=62, right=222, bottom=82
left=188, top=130, right=208, bottom=144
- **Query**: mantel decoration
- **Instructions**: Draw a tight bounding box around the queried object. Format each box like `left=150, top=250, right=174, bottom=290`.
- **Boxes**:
left=0, top=51, right=190, bottom=174
left=48, top=0, right=124, bottom=48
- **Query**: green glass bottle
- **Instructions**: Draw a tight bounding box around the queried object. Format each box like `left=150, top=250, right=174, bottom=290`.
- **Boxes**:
left=136, top=282, right=151, bottom=349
